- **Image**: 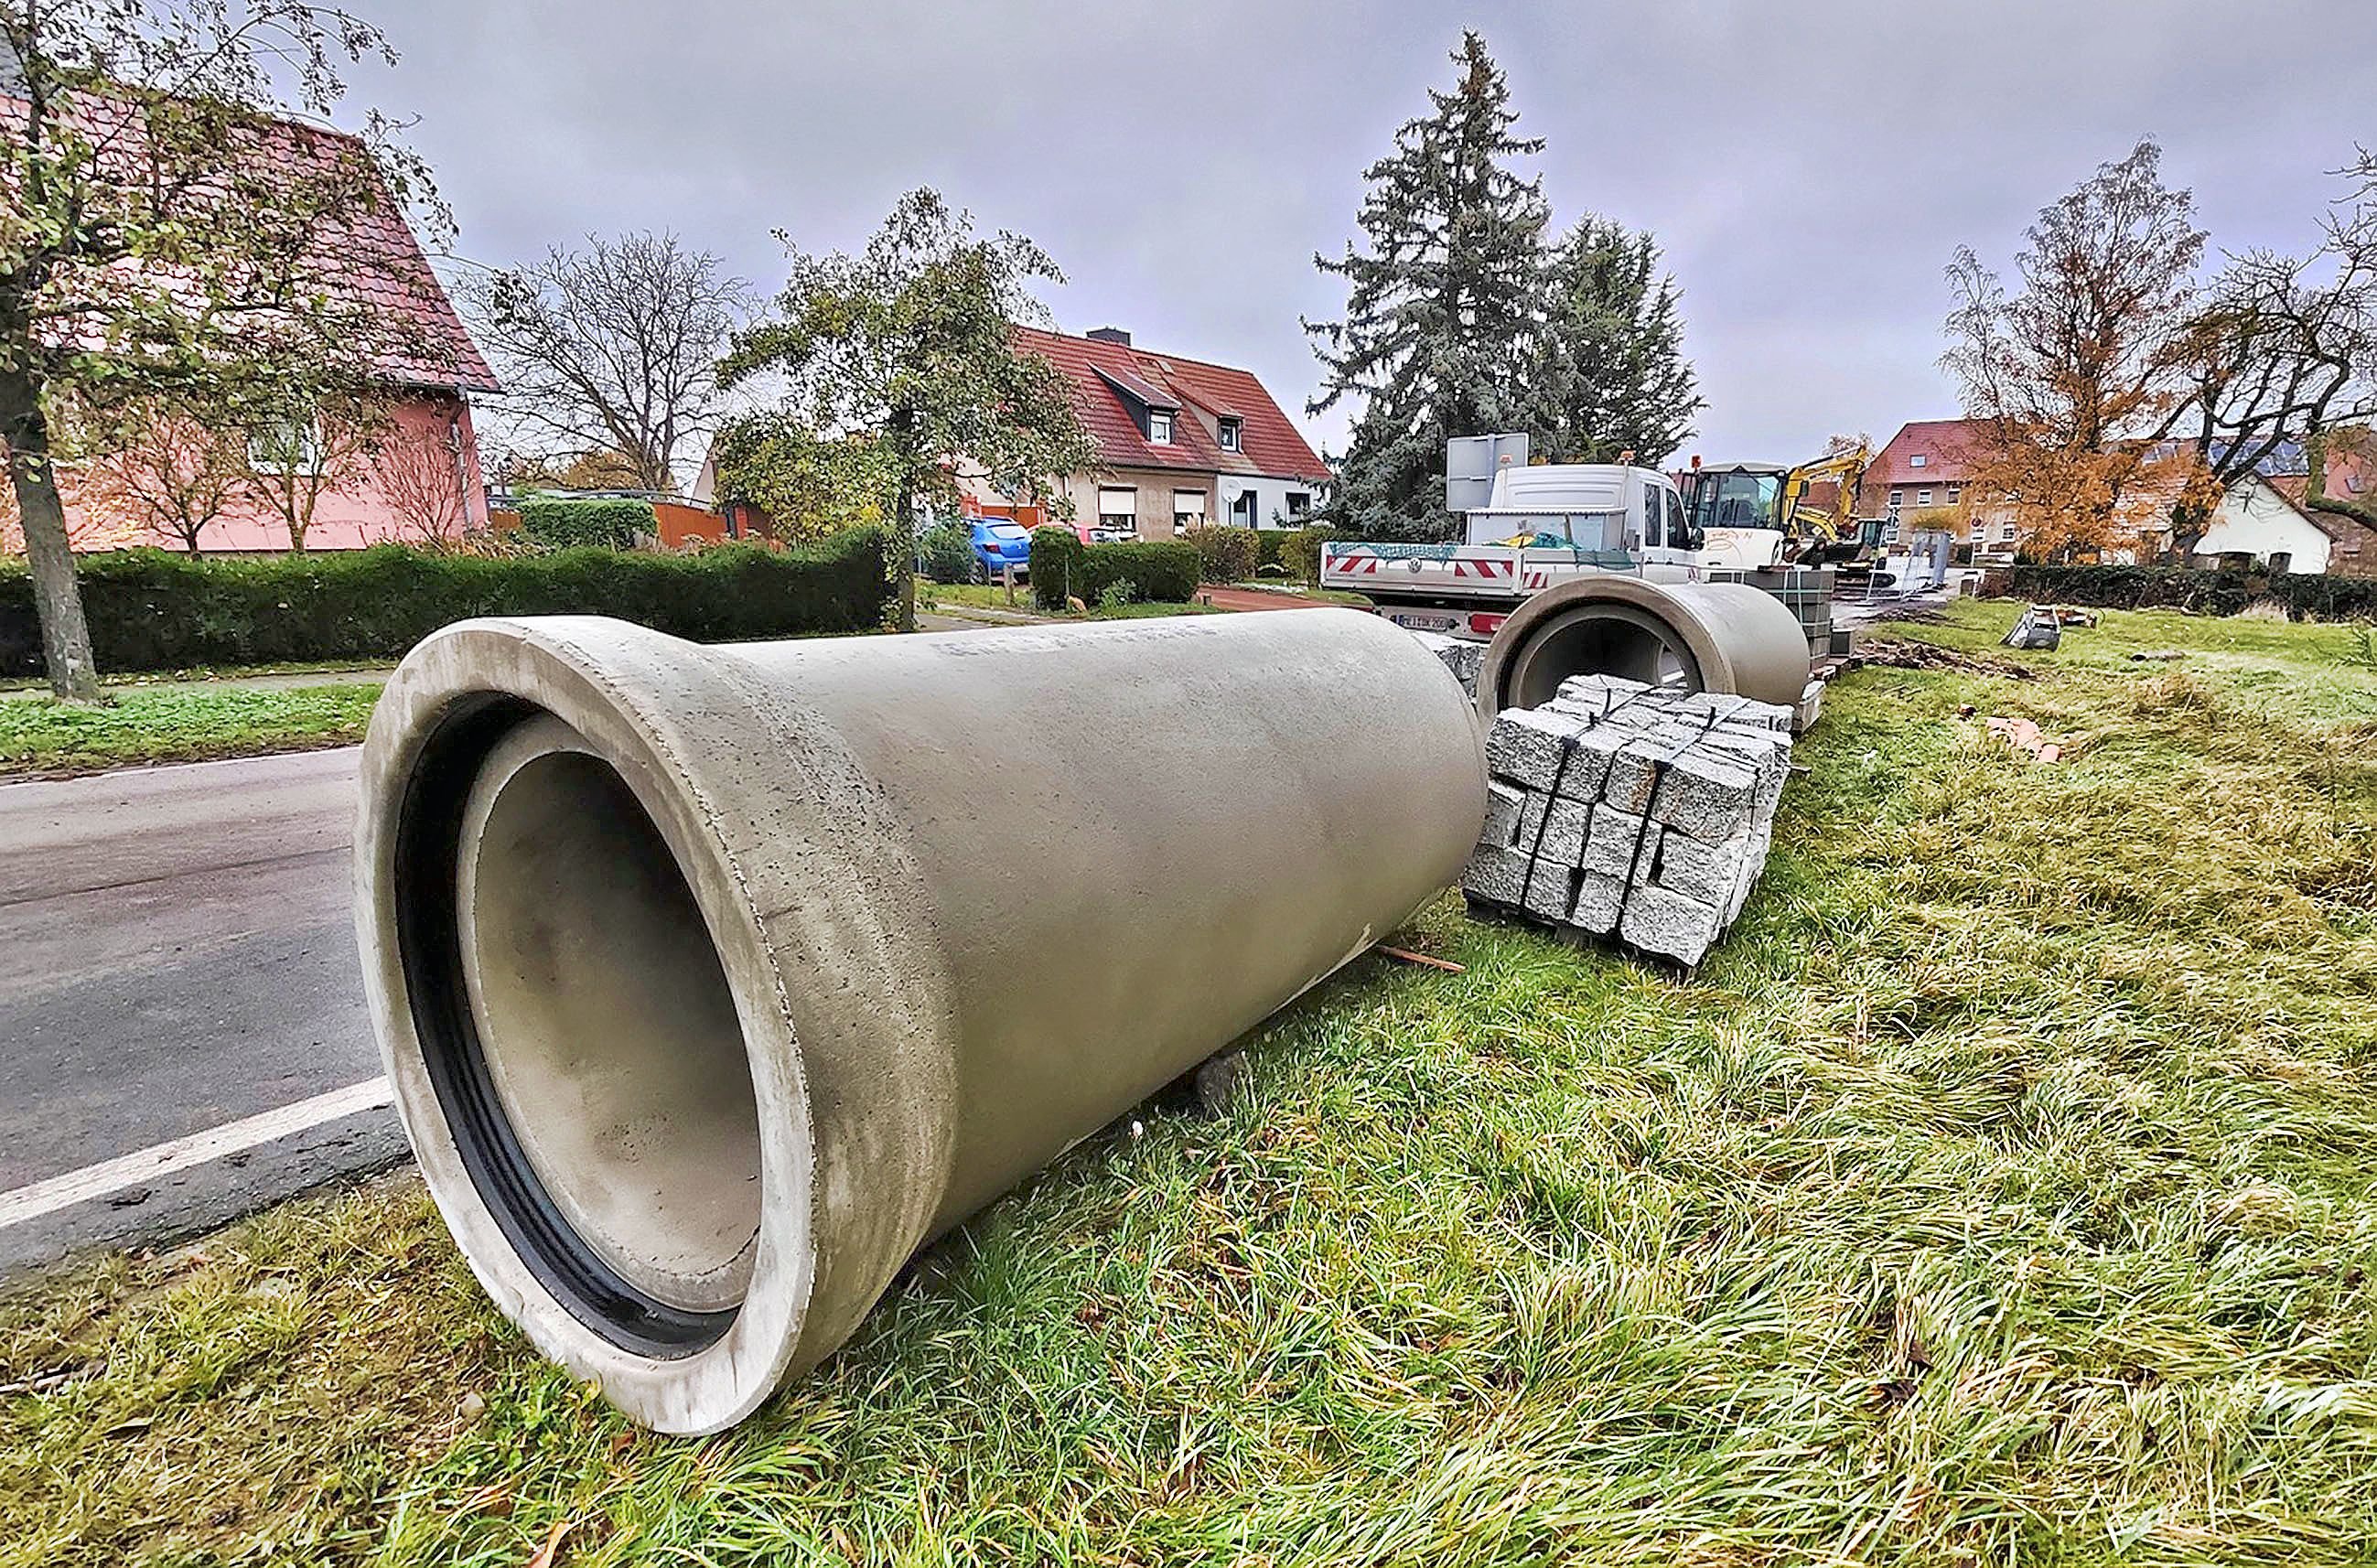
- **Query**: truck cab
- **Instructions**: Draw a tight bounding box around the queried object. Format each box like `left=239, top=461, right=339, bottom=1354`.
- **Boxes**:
left=1461, top=462, right=1701, bottom=561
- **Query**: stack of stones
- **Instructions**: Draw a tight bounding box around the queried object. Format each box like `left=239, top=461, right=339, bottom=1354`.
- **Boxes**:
left=1460, top=674, right=1792, bottom=967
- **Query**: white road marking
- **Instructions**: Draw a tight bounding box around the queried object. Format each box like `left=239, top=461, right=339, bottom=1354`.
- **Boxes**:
left=0, top=1077, right=394, bottom=1230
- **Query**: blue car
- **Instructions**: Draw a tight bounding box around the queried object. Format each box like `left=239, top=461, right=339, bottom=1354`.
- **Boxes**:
left=969, top=520, right=1033, bottom=581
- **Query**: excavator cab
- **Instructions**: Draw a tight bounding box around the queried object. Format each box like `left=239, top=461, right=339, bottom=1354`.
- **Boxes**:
left=1684, top=463, right=1791, bottom=535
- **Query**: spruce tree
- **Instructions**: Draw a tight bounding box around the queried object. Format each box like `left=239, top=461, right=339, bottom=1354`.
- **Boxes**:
left=1529, top=218, right=1705, bottom=466
left=1307, top=33, right=1546, bottom=541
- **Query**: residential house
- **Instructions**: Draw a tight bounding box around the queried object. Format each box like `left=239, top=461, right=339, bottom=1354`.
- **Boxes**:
left=984, top=327, right=1333, bottom=539
left=2238, top=439, right=2376, bottom=577
left=6, top=101, right=499, bottom=553
left=1859, top=418, right=2012, bottom=554
left=2191, top=473, right=2343, bottom=574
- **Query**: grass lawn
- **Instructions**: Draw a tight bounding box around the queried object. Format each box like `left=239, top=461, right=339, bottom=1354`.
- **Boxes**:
left=0, top=658, right=392, bottom=694
left=922, top=582, right=1225, bottom=620
left=5, top=601, right=2375, bottom=1564
left=0, top=682, right=383, bottom=778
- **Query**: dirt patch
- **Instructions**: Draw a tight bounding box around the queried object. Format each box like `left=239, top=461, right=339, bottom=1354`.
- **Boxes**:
left=1853, top=639, right=2037, bottom=680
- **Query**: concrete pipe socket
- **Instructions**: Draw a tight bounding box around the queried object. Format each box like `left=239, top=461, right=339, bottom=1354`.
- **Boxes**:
left=1474, top=576, right=1811, bottom=715
left=355, top=609, right=1485, bottom=1434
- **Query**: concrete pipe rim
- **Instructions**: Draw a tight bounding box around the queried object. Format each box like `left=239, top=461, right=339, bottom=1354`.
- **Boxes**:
left=356, top=619, right=825, bottom=1434
left=1476, top=575, right=1737, bottom=716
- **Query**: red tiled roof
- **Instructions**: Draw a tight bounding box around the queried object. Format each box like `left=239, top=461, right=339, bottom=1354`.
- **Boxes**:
left=1013, top=326, right=1331, bottom=484
left=1, top=91, right=497, bottom=395
left=1866, top=418, right=1989, bottom=489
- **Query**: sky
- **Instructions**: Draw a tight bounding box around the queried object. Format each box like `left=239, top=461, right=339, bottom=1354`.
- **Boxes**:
left=342, top=0, right=2377, bottom=469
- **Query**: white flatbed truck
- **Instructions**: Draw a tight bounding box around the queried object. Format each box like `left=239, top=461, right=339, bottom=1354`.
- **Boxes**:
left=1322, top=435, right=1709, bottom=642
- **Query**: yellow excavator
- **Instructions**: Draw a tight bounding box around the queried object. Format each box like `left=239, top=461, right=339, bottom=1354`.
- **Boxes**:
left=1683, top=439, right=1877, bottom=571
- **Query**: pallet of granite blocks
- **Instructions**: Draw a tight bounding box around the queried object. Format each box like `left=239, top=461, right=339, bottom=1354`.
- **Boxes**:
left=1460, top=673, right=1793, bottom=967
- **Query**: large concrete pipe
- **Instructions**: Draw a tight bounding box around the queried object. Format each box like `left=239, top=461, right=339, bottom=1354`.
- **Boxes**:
left=1474, top=576, right=1810, bottom=715
left=355, top=609, right=1483, bottom=1434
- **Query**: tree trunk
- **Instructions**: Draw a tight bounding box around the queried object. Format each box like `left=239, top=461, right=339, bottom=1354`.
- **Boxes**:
left=0, top=371, right=103, bottom=702
left=888, top=468, right=918, bottom=634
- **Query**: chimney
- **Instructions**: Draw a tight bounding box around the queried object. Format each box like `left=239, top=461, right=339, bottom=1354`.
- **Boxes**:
left=1086, top=327, right=1131, bottom=347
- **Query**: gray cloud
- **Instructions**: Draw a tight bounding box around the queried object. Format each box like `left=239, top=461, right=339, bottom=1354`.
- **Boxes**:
left=351, top=0, right=2377, bottom=466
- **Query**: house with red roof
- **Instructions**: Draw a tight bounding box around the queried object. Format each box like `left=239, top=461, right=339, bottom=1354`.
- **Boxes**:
left=1858, top=418, right=2012, bottom=547
left=2, top=99, right=500, bottom=554
left=984, top=327, right=1333, bottom=540
left=1859, top=418, right=2375, bottom=573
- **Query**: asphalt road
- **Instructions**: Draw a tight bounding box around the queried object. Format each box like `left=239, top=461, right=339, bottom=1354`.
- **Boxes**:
left=0, top=747, right=407, bottom=1275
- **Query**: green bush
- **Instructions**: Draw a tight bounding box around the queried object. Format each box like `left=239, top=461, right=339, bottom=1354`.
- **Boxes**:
left=1029, top=525, right=1085, bottom=610
left=0, top=530, right=891, bottom=677
left=1079, top=541, right=1199, bottom=606
left=1027, top=528, right=1198, bottom=611
left=518, top=495, right=655, bottom=551
left=1254, top=530, right=1289, bottom=573
left=2002, top=563, right=2377, bottom=620
left=920, top=522, right=974, bottom=585
left=1181, top=524, right=1258, bottom=585
left=1279, top=526, right=1346, bottom=585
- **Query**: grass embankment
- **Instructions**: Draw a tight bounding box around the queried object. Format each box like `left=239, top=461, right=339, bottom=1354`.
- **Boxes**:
left=0, top=682, right=382, bottom=778
left=5, top=600, right=2376, bottom=1564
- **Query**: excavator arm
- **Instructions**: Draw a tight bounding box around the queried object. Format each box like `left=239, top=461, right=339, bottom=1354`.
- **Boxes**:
left=1780, top=442, right=1871, bottom=545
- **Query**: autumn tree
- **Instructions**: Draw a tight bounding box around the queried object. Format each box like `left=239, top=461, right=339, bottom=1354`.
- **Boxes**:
left=2, top=0, right=437, bottom=697
left=718, top=189, right=1093, bottom=629
left=463, top=231, right=746, bottom=495
left=78, top=398, right=248, bottom=553
left=1528, top=216, right=1703, bottom=466
left=1307, top=33, right=1547, bottom=541
left=1943, top=139, right=2210, bottom=559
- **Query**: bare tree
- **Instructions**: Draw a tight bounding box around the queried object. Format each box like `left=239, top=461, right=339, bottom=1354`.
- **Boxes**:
left=372, top=409, right=473, bottom=546
left=80, top=401, right=249, bottom=553
left=2183, top=149, right=2377, bottom=545
left=233, top=387, right=384, bottom=551
left=1943, top=140, right=2211, bottom=558
left=462, top=232, right=746, bottom=495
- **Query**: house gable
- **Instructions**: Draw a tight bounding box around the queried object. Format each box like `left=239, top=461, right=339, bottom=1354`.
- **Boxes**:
left=1014, top=326, right=1331, bottom=486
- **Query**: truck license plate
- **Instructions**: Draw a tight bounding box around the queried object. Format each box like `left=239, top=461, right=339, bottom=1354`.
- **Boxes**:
left=1384, top=608, right=1459, bottom=634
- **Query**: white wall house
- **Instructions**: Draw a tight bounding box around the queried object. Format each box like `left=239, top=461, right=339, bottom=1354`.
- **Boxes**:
left=2192, top=475, right=2334, bottom=574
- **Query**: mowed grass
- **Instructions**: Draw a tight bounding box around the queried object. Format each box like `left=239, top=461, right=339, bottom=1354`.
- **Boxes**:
left=921, top=582, right=1225, bottom=619
left=5, top=602, right=2376, bottom=1565
left=0, top=682, right=382, bottom=777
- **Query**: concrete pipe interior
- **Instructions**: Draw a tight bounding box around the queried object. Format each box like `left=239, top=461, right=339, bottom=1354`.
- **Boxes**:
left=1499, top=602, right=1704, bottom=711
left=400, top=703, right=760, bottom=1358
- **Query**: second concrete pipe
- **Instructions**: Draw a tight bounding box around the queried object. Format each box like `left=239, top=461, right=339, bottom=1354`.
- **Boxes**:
left=355, top=608, right=1484, bottom=1434
left=1475, top=575, right=1812, bottom=714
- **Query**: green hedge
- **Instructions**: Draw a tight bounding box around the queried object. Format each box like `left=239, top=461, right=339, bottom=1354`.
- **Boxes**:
left=920, top=522, right=974, bottom=585
left=0, top=530, right=890, bottom=676
left=1278, top=526, right=1346, bottom=585
left=1028, top=528, right=1199, bottom=611
left=1181, top=524, right=1257, bottom=585
left=518, top=496, right=655, bottom=550
left=2004, top=563, right=2377, bottom=620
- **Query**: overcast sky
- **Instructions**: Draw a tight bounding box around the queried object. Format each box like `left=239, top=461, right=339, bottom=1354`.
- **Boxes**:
left=346, top=0, right=2377, bottom=467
